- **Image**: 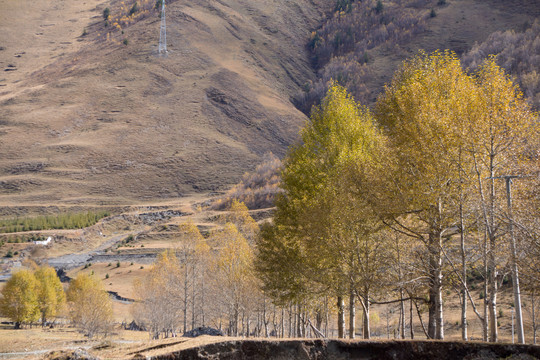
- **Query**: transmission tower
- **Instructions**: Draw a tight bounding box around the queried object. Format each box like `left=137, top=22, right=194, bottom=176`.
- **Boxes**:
left=158, top=0, right=167, bottom=55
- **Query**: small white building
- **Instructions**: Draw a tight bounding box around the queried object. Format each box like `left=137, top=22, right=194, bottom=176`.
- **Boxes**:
left=34, top=236, right=52, bottom=246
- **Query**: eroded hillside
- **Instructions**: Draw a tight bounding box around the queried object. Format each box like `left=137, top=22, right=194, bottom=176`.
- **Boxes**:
left=0, top=0, right=329, bottom=205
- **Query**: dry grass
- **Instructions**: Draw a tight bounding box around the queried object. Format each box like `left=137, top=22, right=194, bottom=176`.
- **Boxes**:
left=0, top=0, right=331, bottom=206
left=67, top=262, right=149, bottom=301
left=0, top=321, right=150, bottom=357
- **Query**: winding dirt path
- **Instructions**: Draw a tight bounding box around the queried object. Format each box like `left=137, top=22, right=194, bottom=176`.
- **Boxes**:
left=47, top=230, right=148, bottom=270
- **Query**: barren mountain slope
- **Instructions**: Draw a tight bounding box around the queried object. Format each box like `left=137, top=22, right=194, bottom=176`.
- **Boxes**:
left=0, top=0, right=329, bottom=205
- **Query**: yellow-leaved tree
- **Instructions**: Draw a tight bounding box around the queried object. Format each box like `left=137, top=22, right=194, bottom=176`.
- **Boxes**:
left=176, top=221, right=210, bottom=332
left=133, top=250, right=183, bottom=339
left=67, top=273, right=113, bottom=338
left=34, top=265, right=66, bottom=326
left=256, top=83, right=389, bottom=339
left=0, top=269, right=40, bottom=328
left=212, top=222, right=257, bottom=336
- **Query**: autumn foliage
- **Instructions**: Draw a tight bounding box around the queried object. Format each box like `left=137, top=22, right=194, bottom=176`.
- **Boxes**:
left=211, top=153, right=282, bottom=210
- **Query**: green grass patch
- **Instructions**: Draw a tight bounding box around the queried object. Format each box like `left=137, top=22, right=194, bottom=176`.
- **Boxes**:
left=0, top=211, right=110, bottom=233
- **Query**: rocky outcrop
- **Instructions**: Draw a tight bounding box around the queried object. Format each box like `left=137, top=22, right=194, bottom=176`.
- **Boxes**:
left=183, top=327, right=224, bottom=338
left=149, top=340, right=540, bottom=360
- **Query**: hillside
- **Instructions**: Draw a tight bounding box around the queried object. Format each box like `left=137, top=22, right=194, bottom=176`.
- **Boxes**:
left=0, top=0, right=329, bottom=206
left=1, top=0, right=539, bottom=207
left=297, top=0, right=540, bottom=112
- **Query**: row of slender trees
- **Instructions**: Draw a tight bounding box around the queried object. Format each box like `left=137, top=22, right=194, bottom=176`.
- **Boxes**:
left=132, top=202, right=261, bottom=339
left=256, top=51, right=539, bottom=342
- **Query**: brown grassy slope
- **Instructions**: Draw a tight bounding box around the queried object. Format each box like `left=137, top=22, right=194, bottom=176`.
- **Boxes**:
left=0, top=0, right=330, bottom=206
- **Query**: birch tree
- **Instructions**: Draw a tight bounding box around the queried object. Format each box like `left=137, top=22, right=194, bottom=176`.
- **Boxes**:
left=133, top=250, right=183, bottom=339
left=0, top=270, right=40, bottom=328
left=212, top=223, right=257, bottom=336
left=256, top=83, right=388, bottom=338
left=67, top=273, right=113, bottom=338
left=464, top=59, right=538, bottom=342
left=375, top=51, right=479, bottom=339
left=34, top=266, right=65, bottom=326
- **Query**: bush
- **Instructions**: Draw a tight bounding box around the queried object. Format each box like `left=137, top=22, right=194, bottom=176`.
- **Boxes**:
left=105, top=273, right=109, bottom=279
left=116, top=261, right=120, bottom=268
left=123, top=38, right=129, bottom=46
left=211, top=153, right=283, bottom=210
left=375, top=0, right=384, bottom=14
left=5, top=249, right=13, bottom=258
left=297, top=0, right=433, bottom=111
left=430, top=8, right=436, bottom=17
left=462, top=20, right=540, bottom=110
left=129, top=2, right=139, bottom=16
left=437, top=0, right=446, bottom=5
left=103, top=7, right=110, bottom=19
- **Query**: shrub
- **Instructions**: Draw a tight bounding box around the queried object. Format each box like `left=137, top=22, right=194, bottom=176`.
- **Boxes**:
left=375, top=0, right=384, bottom=14
left=105, top=273, right=109, bottom=279
left=437, top=0, right=446, bottom=5
left=116, top=261, right=120, bottom=268
left=211, top=153, right=283, bottom=210
left=123, top=38, right=129, bottom=46
left=297, top=0, right=433, bottom=111
left=129, top=2, right=139, bottom=16
left=5, top=249, right=13, bottom=258
left=430, top=8, right=436, bottom=17
left=335, top=0, right=352, bottom=13
left=103, top=7, right=110, bottom=19
left=462, top=20, right=540, bottom=110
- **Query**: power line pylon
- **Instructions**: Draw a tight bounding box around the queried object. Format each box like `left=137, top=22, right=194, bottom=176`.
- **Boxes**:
left=158, top=0, right=167, bottom=55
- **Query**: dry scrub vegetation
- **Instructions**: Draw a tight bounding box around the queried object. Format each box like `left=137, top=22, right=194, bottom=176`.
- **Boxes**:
left=462, top=20, right=540, bottom=110
left=211, top=153, right=282, bottom=210
left=296, top=0, right=540, bottom=113
left=296, top=0, right=436, bottom=111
